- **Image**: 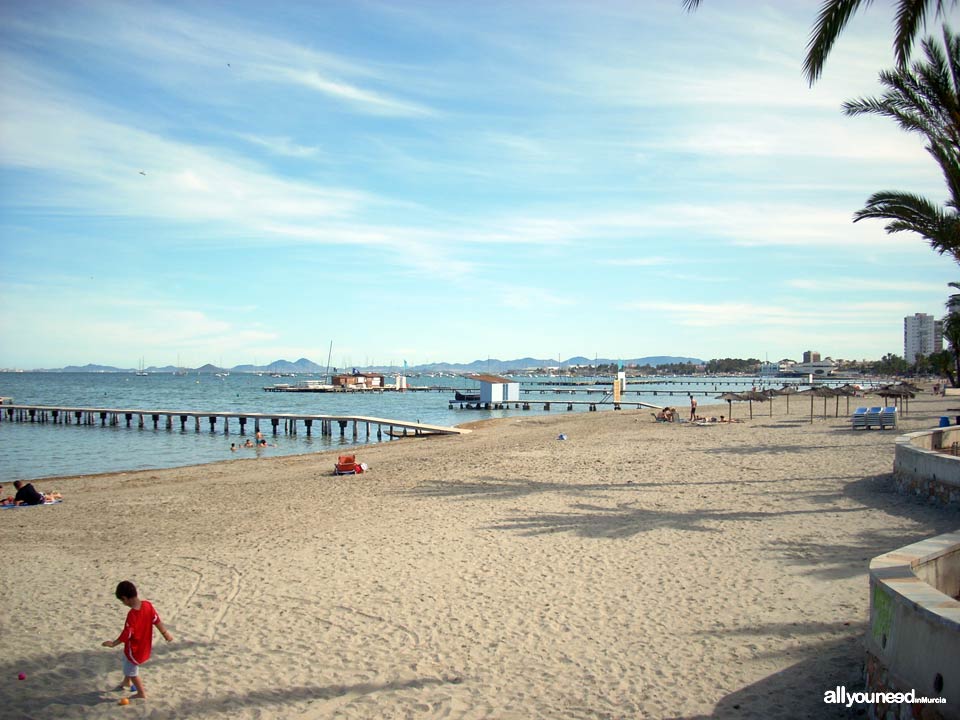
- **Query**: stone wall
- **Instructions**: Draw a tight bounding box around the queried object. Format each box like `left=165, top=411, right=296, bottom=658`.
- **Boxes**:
left=865, top=532, right=960, bottom=719
left=893, top=428, right=960, bottom=506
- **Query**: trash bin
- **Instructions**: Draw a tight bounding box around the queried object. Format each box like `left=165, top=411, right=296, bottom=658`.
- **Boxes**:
left=939, top=416, right=951, bottom=427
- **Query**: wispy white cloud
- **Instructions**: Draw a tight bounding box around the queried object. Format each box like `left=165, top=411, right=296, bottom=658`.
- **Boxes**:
left=653, top=115, right=932, bottom=166
left=236, top=134, right=321, bottom=158
left=0, top=282, right=278, bottom=367
left=3, top=2, right=436, bottom=118
left=627, top=300, right=914, bottom=328
left=598, top=257, right=670, bottom=267
left=787, top=278, right=946, bottom=293
left=0, top=63, right=362, bottom=221
left=256, top=66, right=436, bottom=117
left=483, top=132, right=551, bottom=159
left=497, top=285, right=575, bottom=310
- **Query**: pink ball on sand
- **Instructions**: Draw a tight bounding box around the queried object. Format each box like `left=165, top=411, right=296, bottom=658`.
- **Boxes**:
left=17, top=673, right=26, bottom=680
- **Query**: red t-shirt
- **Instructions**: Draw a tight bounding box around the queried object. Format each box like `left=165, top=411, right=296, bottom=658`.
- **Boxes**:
left=115, top=600, right=160, bottom=665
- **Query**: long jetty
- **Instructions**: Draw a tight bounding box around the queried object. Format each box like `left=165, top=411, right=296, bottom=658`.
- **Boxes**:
left=0, top=404, right=467, bottom=441
left=451, top=398, right=661, bottom=412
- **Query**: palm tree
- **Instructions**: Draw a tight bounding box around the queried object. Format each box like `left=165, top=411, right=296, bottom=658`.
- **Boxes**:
left=682, top=0, right=959, bottom=84
left=930, top=348, right=956, bottom=385
left=843, top=27, right=960, bottom=260
left=942, top=311, right=960, bottom=384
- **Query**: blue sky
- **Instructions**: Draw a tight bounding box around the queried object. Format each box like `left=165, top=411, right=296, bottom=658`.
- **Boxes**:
left=1, top=0, right=957, bottom=369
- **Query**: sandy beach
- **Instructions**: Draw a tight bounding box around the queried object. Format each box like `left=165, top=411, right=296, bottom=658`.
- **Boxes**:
left=2, top=391, right=958, bottom=719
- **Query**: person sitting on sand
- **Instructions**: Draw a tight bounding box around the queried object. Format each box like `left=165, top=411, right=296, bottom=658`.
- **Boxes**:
left=655, top=409, right=674, bottom=422
left=13, top=480, right=44, bottom=506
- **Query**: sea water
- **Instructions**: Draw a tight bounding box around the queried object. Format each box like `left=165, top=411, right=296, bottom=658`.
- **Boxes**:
left=0, top=372, right=829, bottom=481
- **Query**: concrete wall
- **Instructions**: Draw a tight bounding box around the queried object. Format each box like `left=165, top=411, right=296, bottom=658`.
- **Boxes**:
left=866, top=532, right=960, bottom=719
left=893, top=428, right=960, bottom=506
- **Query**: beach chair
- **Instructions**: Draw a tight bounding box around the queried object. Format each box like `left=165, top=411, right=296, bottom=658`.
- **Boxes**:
left=880, top=407, right=898, bottom=430
left=864, top=407, right=883, bottom=430
left=850, top=407, right=868, bottom=430
left=334, top=455, right=363, bottom=475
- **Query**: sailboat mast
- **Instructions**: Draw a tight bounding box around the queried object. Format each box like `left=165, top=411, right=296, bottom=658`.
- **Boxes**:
left=325, top=341, right=333, bottom=379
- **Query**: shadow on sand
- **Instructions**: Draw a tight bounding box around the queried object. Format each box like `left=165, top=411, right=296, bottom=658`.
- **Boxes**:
left=0, top=639, right=452, bottom=718
left=673, top=633, right=867, bottom=719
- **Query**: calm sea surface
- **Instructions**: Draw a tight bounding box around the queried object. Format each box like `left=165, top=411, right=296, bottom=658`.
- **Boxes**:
left=0, top=372, right=848, bottom=482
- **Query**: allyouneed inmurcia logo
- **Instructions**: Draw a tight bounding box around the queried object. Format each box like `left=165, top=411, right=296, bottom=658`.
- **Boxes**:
left=823, top=686, right=946, bottom=709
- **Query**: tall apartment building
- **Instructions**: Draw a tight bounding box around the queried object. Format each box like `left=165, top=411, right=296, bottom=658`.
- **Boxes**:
left=802, top=350, right=821, bottom=363
left=903, top=313, right=942, bottom=363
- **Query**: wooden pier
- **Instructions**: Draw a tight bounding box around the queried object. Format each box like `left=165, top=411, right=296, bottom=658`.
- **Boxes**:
left=450, top=398, right=661, bottom=412
left=263, top=383, right=459, bottom=393
left=0, top=404, right=467, bottom=441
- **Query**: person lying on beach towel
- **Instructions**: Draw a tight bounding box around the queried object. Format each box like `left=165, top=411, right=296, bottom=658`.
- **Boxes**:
left=1, top=481, right=62, bottom=507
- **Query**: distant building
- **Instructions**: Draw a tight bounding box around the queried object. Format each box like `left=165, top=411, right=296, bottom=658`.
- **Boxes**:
left=802, top=350, right=821, bottom=364
left=759, top=361, right=780, bottom=376
left=904, top=313, right=942, bottom=364
left=792, top=358, right=836, bottom=376
left=332, top=372, right=384, bottom=389
left=472, top=374, right=520, bottom=404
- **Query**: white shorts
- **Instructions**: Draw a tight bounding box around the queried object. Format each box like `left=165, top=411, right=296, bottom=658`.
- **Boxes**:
left=122, top=655, right=140, bottom=678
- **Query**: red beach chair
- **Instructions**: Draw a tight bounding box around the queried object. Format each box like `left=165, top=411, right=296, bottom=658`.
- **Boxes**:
left=334, top=455, right=362, bottom=475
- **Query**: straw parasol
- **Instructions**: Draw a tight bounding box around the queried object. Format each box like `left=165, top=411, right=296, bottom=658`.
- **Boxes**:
left=771, top=385, right=800, bottom=414
left=715, top=392, right=744, bottom=421
left=798, top=386, right=837, bottom=422
left=833, top=384, right=861, bottom=416
left=874, top=384, right=916, bottom=413
left=761, top=388, right=779, bottom=416
left=737, top=390, right=769, bottom=419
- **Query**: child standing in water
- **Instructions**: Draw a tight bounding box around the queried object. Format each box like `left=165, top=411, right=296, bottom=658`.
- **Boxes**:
left=102, top=580, right=173, bottom=699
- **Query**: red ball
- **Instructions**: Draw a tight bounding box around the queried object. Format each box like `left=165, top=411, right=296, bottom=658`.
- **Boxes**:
left=17, top=673, right=26, bottom=680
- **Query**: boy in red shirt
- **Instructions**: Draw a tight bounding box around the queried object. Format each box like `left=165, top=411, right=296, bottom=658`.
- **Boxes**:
left=101, top=580, right=173, bottom=699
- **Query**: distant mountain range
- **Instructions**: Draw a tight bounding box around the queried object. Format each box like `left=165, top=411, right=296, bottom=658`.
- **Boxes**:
left=35, top=355, right=704, bottom=374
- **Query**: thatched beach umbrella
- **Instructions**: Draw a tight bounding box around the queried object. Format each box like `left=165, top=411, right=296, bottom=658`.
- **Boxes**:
left=767, top=385, right=800, bottom=415
left=715, top=392, right=744, bottom=421
left=876, top=384, right=916, bottom=413
left=799, top=386, right=837, bottom=422
left=761, top=388, right=779, bottom=416
left=772, top=385, right=800, bottom=414
left=835, top=384, right=861, bottom=415
left=738, top=390, right=769, bottom=419
left=834, top=384, right=861, bottom=416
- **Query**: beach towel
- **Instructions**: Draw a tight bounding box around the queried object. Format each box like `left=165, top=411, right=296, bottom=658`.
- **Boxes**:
left=1, top=499, right=63, bottom=509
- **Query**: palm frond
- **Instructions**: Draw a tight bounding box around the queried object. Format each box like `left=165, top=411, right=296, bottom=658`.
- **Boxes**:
left=804, top=0, right=871, bottom=85
left=854, top=190, right=960, bottom=261
left=896, top=2, right=960, bottom=66
left=894, top=0, right=932, bottom=67
left=681, top=0, right=702, bottom=10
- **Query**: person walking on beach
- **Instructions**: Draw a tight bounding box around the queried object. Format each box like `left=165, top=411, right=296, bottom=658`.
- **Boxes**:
left=689, top=395, right=697, bottom=421
left=102, top=580, right=173, bottom=700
